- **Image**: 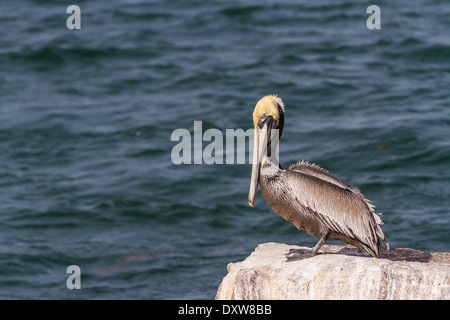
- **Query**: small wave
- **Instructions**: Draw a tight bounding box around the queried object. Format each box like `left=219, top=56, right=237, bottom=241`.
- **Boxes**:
left=410, top=44, right=450, bottom=62
left=5, top=209, right=116, bottom=230
left=4, top=45, right=152, bottom=68
left=114, top=8, right=173, bottom=20
left=383, top=40, right=450, bottom=63
left=219, top=5, right=264, bottom=18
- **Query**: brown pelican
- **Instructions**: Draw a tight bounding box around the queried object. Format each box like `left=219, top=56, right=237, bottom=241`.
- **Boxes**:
left=248, top=95, right=389, bottom=258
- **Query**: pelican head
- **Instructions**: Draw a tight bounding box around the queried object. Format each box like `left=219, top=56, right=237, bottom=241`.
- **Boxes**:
left=248, top=95, right=285, bottom=207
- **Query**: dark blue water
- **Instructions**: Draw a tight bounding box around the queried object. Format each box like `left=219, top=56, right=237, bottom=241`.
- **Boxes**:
left=0, top=0, right=449, bottom=299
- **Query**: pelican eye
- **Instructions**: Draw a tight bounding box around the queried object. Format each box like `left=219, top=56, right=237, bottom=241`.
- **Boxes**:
left=257, top=113, right=271, bottom=128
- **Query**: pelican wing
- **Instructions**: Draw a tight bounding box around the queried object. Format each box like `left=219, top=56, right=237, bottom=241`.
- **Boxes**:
left=287, top=161, right=389, bottom=253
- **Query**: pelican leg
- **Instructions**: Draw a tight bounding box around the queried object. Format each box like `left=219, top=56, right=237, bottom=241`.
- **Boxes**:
left=286, top=234, right=328, bottom=261
left=310, top=233, right=327, bottom=256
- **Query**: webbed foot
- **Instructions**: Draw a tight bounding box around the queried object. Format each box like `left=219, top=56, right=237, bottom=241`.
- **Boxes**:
left=286, top=248, right=320, bottom=262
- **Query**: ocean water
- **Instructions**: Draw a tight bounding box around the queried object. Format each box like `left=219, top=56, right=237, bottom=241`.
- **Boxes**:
left=0, top=0, right=449, bottom=299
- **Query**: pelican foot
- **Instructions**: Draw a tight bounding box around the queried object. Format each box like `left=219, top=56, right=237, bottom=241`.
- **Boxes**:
left=286, top=248, right=321, bottom=262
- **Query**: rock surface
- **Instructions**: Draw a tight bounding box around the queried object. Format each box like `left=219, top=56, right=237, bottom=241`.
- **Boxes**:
left=215, top=242, right=450, bottom=300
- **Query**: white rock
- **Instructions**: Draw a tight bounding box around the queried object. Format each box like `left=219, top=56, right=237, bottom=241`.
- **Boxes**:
left=215, top=242, right=450, bottom=300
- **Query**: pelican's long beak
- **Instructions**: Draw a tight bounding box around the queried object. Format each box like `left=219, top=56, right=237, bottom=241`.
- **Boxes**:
left=248, top=117, right=277, bottom=207
left=248, top=125, right=263, bottom=207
